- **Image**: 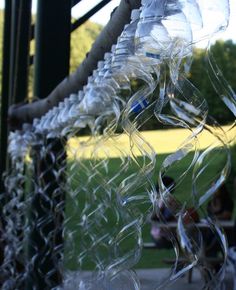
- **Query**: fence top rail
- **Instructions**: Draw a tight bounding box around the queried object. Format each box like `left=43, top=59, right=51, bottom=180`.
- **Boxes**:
left=150, top=220, right=235, bottom=229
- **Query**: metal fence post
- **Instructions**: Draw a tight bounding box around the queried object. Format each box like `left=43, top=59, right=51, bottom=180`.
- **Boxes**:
left=0, top=0, right=32, bottom=274
left=27, top=1, right=71, bottom=288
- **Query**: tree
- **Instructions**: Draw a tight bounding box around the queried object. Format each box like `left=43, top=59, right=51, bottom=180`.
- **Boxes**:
left=190, top=40, right=236, bottom=124
left=70, top=21, right=102, bottom=73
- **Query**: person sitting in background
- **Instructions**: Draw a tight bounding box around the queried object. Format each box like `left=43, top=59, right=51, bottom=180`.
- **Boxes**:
left=150, top=176, right=176, bottom=248
left=207, top=183, right=234, bottom=220
left=150, top=176, right=199, bottom=248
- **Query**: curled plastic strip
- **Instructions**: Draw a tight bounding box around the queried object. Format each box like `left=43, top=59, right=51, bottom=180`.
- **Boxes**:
left=1, top=1, right=235, bottom=289
left=1, top=128, right=35, bottom=289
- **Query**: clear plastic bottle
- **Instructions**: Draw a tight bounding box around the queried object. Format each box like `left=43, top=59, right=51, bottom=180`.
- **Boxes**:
left=135, top=0, right=193, bottom=60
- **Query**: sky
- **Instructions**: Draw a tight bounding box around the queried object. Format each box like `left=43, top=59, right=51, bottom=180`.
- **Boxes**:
left=71, top=0, right=121, bottom=25
left=73, top=0, right=236, bottom=43
left=72, top=0, right=236, bottom=48
left=0, top=0, right=235, bottom=41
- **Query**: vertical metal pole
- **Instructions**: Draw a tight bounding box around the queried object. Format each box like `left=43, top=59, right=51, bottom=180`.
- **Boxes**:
left=0, top=0, right=32, bottom=285
left=9, top=0, right=32, bottom=104
left=8, top=0, right=19, bottom=104
left=28, top=138, right=67, bottom=289
left=34, top=0, right=71, bottom=98
left=0, top=0, right=32, bottom=191
left=27, top=1, right=71, bottom=289
left=0, top=1, right=12, bottom=270
left=0, top=1, right=12, bottom=195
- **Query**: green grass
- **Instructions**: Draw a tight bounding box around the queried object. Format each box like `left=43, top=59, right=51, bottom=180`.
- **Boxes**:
left=64, top=146, right=234, bottom=271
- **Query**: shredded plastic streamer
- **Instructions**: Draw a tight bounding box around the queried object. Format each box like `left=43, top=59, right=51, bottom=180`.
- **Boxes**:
left=1, top=1, right=235, bottom=289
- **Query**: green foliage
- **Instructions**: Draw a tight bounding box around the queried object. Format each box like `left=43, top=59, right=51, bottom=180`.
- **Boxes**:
left=70, top=20, right=102, bottom=73
left=190, top=40, right=236, bottom=124
left=0, top=10, right=102, bottom=95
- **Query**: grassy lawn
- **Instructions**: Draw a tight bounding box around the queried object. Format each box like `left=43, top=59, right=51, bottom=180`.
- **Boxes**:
left=64, top=125, right=235, bottom=271
left=67, top=125, right=235, bottom=159
left=64, top=148, right=234, bottom=270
